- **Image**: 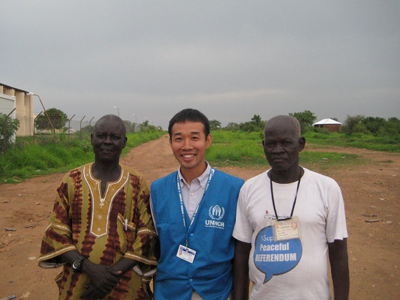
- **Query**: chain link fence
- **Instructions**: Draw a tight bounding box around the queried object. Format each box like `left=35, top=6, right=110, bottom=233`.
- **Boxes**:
left=1, top=112, right=97, bottom=155
left=2, top=111, right=149, bottom=155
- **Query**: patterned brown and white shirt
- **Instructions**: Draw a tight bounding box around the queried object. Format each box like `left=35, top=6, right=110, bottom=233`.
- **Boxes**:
left=39, top=163, right=158, bottom=300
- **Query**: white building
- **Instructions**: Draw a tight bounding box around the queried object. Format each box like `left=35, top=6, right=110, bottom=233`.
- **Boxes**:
left=313, top=118, right=342, bottom=132
left=0, top=83, right=34, bottom=137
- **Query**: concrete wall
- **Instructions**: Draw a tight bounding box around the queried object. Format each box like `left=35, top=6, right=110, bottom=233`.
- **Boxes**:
left=0, top=84, right=34, bottom=136
left=0, top=93, right=16, bottom=116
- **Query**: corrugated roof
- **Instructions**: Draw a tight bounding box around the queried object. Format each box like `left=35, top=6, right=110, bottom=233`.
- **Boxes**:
left=313, top=118, right=342, bottom=125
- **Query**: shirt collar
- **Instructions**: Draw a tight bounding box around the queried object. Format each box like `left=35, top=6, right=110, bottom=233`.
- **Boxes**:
left=178, top=162, right=212, bottom=188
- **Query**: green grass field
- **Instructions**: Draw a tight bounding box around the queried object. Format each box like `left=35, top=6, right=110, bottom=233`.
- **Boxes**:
left=303, top=131, right=400, bottom=152
left=1, top=129, right=396, bottom=184
left=0, top=131, right=164, bottom=183
left=206, top=130, right=385, bottom=170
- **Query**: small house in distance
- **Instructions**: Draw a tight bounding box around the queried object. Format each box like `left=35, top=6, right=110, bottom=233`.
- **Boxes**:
left=313, top=118, right=342, bottom=132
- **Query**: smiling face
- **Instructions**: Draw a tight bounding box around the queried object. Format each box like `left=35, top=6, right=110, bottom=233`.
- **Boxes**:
left=263, top=116, right=305, bottom=175
left=91, top=116, right=127, bottom=163
left=169, top=121, right=212, bottom=181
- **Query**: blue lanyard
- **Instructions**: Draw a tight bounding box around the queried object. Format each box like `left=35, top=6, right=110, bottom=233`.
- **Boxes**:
left=176, top=169, right=215, bottom=247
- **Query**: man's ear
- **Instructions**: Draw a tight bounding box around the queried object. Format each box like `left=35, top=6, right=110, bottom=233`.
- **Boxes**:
left=123, top=137, right=127, bottom=149
left=90, top=134, right=94, bottom=145
left=205, top=134, right=212, bottom=149
left=298, top=137, right=306, bottom=152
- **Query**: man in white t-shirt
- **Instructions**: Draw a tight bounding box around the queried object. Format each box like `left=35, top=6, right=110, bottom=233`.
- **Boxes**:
left=232, top=115, right=349, bottom=300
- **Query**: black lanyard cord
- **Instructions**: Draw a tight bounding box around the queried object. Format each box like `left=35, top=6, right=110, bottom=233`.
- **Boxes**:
left=269, top=172, right=301, bottom=221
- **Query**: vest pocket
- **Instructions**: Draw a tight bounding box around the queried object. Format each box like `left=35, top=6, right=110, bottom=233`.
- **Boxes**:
left=155, top=221, right=173, bottom=257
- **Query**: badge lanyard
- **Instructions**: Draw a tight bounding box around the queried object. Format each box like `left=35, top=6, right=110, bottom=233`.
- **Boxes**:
left=269, top=171, right=301, bottom=221
left=176, top=169, right=215, bottom=248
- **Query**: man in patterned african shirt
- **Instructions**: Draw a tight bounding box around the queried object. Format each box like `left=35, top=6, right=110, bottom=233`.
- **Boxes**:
left=38, top=115, right=158, bottom=299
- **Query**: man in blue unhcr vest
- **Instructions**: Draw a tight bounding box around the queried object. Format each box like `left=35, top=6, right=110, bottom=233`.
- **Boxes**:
left=151, top=108, right=244, bottom=300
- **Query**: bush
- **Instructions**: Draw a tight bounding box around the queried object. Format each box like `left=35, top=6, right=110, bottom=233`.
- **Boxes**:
left=289, top=110, right=317, bottom=134
left=313, top=127, right=331, bottom=135
left=0, top=113, right=20, bottom=153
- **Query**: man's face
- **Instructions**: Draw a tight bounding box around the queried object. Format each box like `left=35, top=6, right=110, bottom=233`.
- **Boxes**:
left=263, top=122, right=304, bottom=172
left=91, top=118, right=127, bottom=163
left=169, top=121, right=212, bottom=174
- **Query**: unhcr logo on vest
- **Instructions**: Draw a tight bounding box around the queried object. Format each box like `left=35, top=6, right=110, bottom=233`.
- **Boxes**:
left=209, top=205, right=225, bottom=220
left=205, top=205, right=225, bottom=230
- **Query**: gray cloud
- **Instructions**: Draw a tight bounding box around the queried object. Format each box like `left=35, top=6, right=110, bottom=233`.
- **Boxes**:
left=2, top=1, right=399, bottom=129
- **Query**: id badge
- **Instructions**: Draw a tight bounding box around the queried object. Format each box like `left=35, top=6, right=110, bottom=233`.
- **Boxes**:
left=177, top=245, right=196, bottom=263
left=271, top=216, right=301, bottom=242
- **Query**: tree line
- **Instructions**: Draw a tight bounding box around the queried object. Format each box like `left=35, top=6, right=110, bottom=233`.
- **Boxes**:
left=2, top=107, right=399, bottom=154
left=210, top=110, right=400, bottom=136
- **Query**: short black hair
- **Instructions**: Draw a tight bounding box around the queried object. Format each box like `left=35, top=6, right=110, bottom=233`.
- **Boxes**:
left=168, top=108, right=210, bottom=139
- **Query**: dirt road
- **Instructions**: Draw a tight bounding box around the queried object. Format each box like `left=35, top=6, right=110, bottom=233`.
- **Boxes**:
left=0, top=135, right=399, bottom=299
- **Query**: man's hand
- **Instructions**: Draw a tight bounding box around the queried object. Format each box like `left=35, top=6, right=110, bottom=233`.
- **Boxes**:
left=80, top=283, right=106, bottom=299
left=80, top=260, right=122, bottom=299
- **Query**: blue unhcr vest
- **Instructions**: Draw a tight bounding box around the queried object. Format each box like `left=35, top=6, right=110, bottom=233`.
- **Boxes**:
left=151, top=170, right=244, bottom=300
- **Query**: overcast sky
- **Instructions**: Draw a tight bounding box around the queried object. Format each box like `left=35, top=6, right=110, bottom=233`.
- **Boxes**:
left=2, top=1, right=399, bottom=129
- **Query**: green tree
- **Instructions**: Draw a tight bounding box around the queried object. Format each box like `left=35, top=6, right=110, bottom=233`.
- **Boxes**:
left=386, top=117, right=400, bottom=135
left=237, top=115, right=266, bottom=132
left=209, top=119, right=222, bottom=130
left=341, top=115, right=366, bottom=134
left=251, top=115, right=263, bottom=127
left=0, top=113, right=20, bottom=153
left=144, top=125, right=157, bottom=132
left=123, top=120, right=135, bottom=133
left=224, top=122, right=240, bottom=131
left=36, top=108, right=68, bottom=130
left=362, top=117, right=387, bottom=135
left=132, top=122, right=137, bottom=133
left=239, top=122, right=257, bottom=132
left=81, top=125, right=94, bottom=133
left=139, top=120, right=150, bottom=132
left=289, top=110, right=317, bottom=133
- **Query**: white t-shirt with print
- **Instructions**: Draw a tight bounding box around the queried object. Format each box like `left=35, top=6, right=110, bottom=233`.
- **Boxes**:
left=233, top=168, right=348, bottom=300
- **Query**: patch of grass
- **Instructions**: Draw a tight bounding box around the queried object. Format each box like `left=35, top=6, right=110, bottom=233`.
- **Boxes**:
left=299, top=151, right=365, bottom=171
left=207, top=130, right=368, bottom=169
left=378, top=160, right=394, bottom=164
left=303, top=131, right=400, bottom=152
left=303, top=144, right=332, bottom=150
left=211, top=130, right=263, bottom=143
left=0, top=131, right=165, bottom=184
left=207, top=141, right=268, bottom=167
